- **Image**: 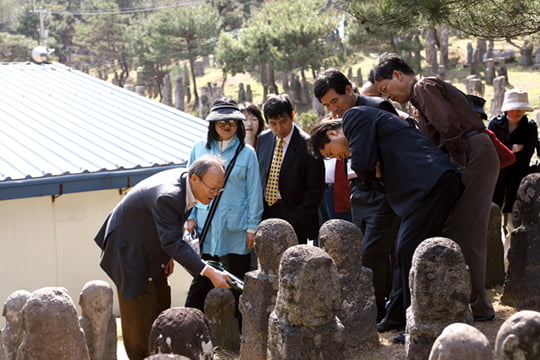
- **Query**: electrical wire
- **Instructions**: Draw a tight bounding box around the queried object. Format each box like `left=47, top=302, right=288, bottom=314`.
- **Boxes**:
left=30, top=1, right=201, bottom=16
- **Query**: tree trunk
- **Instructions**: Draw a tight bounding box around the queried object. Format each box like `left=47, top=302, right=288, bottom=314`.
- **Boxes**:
left=189, top=56, right=199, bottom=105
left=268, top=64, right=278, bottom=94
left=221, top=70, right=227, bottom=92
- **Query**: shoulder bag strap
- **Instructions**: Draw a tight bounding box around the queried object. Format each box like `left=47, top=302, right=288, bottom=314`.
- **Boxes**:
left=199, top=143, right=245, bottom=248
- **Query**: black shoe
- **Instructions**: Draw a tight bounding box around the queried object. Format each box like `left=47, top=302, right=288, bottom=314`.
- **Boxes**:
left=473, top=314, right=495, bottom=321
left=377, top=318, right=405, bottom=333
left=392, top=333, right=406, bottom=344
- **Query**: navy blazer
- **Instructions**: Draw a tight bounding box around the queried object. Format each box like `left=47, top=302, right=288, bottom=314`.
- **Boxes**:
left=256, top=125, right=325, bottom=239
left=94, top=168, right=205, bottom=300
left=343, top=106, right=459, bottom=218
left=355, top=95, right=398, bottom=116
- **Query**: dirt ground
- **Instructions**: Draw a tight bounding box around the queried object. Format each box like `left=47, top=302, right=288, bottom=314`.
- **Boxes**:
left=360, top=286, right=517, bottom=360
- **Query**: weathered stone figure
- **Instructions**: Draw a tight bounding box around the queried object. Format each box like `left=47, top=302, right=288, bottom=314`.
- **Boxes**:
left=439, top=28, right=449, bottom=71
left=238, top=83, right=246, bottom=103
left=245, top=84, right=253, bottom=103
left=204, top=288, right=240, bottom=352
left=471, top=48, right=481, bottom=75
left=267, top=245, right=344, bottom=360
left=79, top=280, right=117, bottom=360
left=501, top=173, right=540, bottom=311
left=496, top=59, right=508, bottom=83
left=534, top=46, right=540, bottom=69
left=162, top=74, right=172, bottom=106
left=486, top=203, right=505, bottom=287
left=495, top=310, right=540, bottom=360
left=0, top=290, right=31, bottom=360
left=318, top=219, right=378, bottom=355
left=148, top=307, right=213, bottom=360
left=425, top=28, right=439, bottom=76
left=465, top=75, right=484, bottom=97
left=174, top=77, right=184, bottom=111
left=17, top=287, right=90, bottom=360
left=428, top=322, right=491, bottom=360
left=490, top=76, right=506, bottom=117
left=406, top=238, right=473, bottom=360
left=467, top=43, right=474, bottom=67
left=239, top=218, right=297, bottom=360
left=485, top=59, right=496, bottom=85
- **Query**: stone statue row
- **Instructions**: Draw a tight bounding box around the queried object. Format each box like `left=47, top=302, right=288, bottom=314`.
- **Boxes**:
left=142, top=214, right=540, bottom=360
left=1, top=174, right=539, bottom=360
left=0, top=280, right=116, bottom=360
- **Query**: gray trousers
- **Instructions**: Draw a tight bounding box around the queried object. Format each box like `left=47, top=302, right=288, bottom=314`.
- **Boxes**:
left=443, top=132, right=499, bottom=317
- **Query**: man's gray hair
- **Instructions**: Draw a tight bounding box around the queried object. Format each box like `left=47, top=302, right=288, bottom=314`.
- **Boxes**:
left=188, top=154, right=226, bottom=178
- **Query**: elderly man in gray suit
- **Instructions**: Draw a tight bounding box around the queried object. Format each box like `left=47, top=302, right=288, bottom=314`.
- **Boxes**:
left=94, top=154, right=231, bottom=360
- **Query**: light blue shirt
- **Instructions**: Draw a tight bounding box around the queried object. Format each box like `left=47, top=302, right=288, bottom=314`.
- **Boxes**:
left=188, top=135, right=263, bottom=256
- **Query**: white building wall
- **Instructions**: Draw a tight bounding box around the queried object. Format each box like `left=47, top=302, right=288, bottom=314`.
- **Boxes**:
left=0, top=189, right=192, bottom=328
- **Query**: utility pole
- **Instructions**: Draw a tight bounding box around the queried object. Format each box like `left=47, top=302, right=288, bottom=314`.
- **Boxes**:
left=30, top=8, right=48, bottom=46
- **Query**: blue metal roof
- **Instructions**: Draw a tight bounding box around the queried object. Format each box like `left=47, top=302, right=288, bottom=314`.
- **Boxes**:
left=0, top=62, right=208, bottom=200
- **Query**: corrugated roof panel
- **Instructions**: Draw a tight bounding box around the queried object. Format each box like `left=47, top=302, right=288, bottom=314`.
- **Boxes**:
left=0, top=62, right=208, bottom=189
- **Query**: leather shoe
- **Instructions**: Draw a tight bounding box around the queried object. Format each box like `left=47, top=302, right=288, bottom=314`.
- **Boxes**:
left=377, top=319, right=405, bottom=333
left=392, top=333, right=406, bottom=344
left=473, top=314, right=495, bottom=321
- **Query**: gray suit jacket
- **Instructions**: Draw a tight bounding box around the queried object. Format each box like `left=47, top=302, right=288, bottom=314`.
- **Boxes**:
left=94, top=168, right=205, bottom=300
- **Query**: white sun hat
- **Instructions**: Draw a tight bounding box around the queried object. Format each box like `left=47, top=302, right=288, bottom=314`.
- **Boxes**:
left=501, top=89, right=533, bottom=112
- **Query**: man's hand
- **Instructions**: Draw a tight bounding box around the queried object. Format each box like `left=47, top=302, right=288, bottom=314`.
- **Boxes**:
left=512, top=144, right=524, bottom=153
left=375, top=160, right=382, bottom=178
left=246, top=232, right=255, bottom=250
left=164, top=258, right=174, bottom=277
left=202, top=266, right=231, bottom=289
left=185, top=219, right=197, bottom=233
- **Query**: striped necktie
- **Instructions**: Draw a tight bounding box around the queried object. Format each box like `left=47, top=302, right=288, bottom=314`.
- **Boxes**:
left=265, top=138, right=284, bottom=206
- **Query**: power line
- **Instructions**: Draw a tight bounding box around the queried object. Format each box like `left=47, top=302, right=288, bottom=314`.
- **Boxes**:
left=30, top=1, right=201, bottom=16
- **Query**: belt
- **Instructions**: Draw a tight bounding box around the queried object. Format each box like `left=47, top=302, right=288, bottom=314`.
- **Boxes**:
left=325, top=183, right=334, bottom=189
left=464, top=129, right=483, bottom=138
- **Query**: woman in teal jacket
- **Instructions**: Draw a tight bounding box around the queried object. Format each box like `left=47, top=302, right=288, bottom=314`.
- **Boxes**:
left=184, top=98, right=263, bottom=315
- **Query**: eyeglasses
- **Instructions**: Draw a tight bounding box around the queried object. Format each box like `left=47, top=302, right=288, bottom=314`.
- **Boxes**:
left=198, top=176, right=224, bottom=195
left=216, top=120, right=238, bottom=127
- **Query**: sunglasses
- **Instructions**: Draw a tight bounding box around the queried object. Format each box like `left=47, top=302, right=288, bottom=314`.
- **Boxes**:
left=216, top=120, right=238, bottom=127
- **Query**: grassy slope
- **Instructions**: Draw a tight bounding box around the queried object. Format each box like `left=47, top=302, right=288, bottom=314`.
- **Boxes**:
left=179, top=37, right=539, bottom=123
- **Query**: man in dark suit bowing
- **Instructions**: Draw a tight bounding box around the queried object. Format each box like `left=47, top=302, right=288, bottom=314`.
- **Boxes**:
left=314, top=68, right=402, bottom=323
left=256, top=94, right=325, bottom=244
left=309, top=108, right=462, bottom=342
left=94, top=154, right=231, bottom=360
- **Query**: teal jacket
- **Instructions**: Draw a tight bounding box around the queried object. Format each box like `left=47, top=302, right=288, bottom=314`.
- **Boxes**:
left=189, top=135, right=263, bottom=256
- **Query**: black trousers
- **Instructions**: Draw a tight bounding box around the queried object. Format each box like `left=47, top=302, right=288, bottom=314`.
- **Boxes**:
left=350, top=186, right=400, bottom=321
left=383, top=171, right=462, bottom=324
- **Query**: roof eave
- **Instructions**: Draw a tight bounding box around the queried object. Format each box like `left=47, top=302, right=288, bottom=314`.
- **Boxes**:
left=0, top=164, right=186, bottom=201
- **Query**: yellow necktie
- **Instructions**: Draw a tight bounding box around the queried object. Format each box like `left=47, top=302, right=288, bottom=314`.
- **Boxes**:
left=265, top=138, right=284, bottom=206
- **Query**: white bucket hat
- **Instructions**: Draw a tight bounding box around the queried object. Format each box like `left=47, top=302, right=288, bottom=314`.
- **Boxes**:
left=501, top=89, right=533, bottom=112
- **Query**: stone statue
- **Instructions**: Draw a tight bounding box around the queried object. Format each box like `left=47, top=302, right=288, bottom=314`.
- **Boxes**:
left=1, top=290, right=31, bottom=360
left=17, top=287, right=90, bottom=360
left=204, top=288, right=240, bottom=352
left=429, top=322, right=491, bottom=360
left=501, top=173, right=540, bottom=310
left=239, top=218, right=297, bottom=360
left=406, top=238, right=473, bottom=360
left=495, top=310, right=540, bottom=360
left=318, top=219, right=378, bottom=355
left=79, top=280, right=117, bottom=360
left=148, top=307, right=213, bottom=360
left=267, top=245, right=344, bottom=360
